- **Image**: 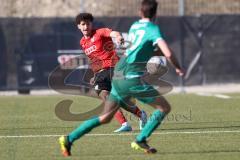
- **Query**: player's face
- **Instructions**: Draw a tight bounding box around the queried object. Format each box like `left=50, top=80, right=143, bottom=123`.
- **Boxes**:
left=78, top=20, right=93, bottom=37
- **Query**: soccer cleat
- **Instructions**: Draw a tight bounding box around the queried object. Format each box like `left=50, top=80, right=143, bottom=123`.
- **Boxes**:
left=59, top=136, right=72, bottom=157
left=114, top=123, right=132, bottom=133
left=131, top=141, right=157, bottom=154
left=139, top=110, right=148, bottom=130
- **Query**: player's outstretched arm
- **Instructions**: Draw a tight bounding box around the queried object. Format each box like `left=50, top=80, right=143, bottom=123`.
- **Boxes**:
left=110, top=31, right=124, bottom=45
left=157, top=39, right=184, bottom=76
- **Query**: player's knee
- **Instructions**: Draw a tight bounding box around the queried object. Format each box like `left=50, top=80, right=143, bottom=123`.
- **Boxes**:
left=99, top=115, right=111, bottom=124
left=156, top=105, right=171, bottom=114
left=100, top=96, right=107, bottom=102
left=100, top=118, right=111, bottom=124
left=156, top=98, right=171, bottom=114
left=99, top=90, right=109, bottom=101
left=164, top=106, right=171, bottom=114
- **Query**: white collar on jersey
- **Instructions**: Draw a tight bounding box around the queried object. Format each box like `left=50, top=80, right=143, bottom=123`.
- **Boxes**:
left=139, top=19, right=151, bottom=22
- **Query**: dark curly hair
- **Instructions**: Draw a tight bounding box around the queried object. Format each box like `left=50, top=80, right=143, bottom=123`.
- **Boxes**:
left=75, top=13, right=94, bottom=25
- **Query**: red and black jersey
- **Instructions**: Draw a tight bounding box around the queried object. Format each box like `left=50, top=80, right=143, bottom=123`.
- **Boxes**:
left=80, top=28, right=119, bottom=73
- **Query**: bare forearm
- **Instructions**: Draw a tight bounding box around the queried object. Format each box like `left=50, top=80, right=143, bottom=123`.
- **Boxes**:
left=157, top=39, right=181, bottom=70
left=110, top=31, right=121, bottom=38
left=167, top=54, right=181, bottom=70
left=110, top=31, right=124, bottom=45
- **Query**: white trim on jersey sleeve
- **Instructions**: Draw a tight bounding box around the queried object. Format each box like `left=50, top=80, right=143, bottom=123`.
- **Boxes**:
left=153, top=37, right=164, bottom=46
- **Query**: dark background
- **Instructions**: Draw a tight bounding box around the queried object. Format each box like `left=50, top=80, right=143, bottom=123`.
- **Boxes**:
left=0, top=15, right=239, bottom=91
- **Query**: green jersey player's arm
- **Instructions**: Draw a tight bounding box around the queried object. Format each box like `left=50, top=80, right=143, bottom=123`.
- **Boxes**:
left=151, top=25, right=183, bottom=76
left=151, top=26, right=184, bottom=76
left=156, top=39, right=184, bottom=76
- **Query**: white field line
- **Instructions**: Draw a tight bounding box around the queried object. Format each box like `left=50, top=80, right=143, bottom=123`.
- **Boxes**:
left=0, top=130, right=240, bottom=139
left=195, top=93, right=231, bottom=99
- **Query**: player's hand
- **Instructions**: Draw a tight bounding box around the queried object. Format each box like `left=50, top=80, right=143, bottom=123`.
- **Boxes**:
left=176, top=68, right=184, bottom=76
left=116, top=35, right=124, bottom=45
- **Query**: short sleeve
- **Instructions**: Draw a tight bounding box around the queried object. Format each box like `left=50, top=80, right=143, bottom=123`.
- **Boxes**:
left=97, top=28, right=112, bottom=37
left=150, top=26, right=163, bottom=46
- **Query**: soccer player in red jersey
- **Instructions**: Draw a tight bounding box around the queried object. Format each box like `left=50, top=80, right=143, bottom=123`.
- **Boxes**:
left=77, top=13, right=147, bottom=133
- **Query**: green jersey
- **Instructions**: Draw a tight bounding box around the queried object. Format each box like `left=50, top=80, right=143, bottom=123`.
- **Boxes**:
left=115, top=19, right=163, bottom=78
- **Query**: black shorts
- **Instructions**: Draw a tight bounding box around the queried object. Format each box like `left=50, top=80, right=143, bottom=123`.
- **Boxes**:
left=93, top=68, right=114, bottom=95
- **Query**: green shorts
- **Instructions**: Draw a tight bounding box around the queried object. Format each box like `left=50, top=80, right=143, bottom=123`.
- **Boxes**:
left=109, top=77, right=160, bottom=104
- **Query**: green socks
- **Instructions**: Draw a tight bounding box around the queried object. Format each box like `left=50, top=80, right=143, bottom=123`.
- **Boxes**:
left=67, top=110, right=165, bottom=143
left=136, top=110, right=165, bottom=142
left=68, top=116, right=101, bottom=143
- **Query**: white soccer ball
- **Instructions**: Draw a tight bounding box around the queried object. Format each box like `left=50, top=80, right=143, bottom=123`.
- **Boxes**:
left=146, top=56, right=168, bottom=75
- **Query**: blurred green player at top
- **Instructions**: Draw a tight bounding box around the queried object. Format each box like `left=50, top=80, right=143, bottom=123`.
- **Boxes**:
left=59, top=0, right=184, bottom=156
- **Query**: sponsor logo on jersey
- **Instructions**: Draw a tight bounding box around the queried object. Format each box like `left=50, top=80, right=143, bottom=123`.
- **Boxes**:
left=85, top=45, right=97, bottom=55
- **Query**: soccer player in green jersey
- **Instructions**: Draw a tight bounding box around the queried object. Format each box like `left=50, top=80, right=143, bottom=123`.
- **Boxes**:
left=59, top=0, right=184, bottom=156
